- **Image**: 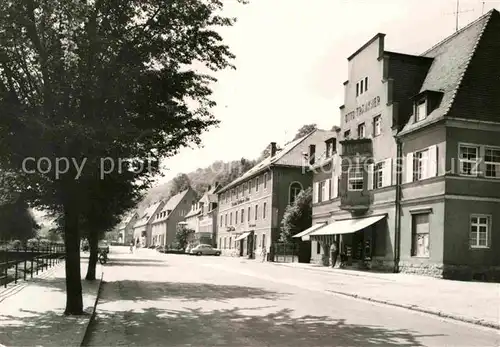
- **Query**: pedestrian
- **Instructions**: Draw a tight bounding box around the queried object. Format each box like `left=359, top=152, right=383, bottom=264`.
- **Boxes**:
left=330, top=241, right=338, bottom=268
left=129, top=241, right=134, bottom=254
left=261, top=246, right=267, bottom=262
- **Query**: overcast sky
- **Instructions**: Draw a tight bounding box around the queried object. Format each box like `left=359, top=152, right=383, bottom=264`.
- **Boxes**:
left=154, top=0, right=500, bottom=185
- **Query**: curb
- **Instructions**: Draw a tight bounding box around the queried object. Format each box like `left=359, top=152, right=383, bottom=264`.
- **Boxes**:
left=80, top=270, right=104, bottom=347
left=271, top=263, right=500, bottom=330
left=326, top=289, right=500, bottom=330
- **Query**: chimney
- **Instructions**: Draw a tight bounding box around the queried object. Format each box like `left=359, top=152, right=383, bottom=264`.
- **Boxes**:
left=309, top=144, right=316, bottom=165
left=270, top=142, right=277, bottom=157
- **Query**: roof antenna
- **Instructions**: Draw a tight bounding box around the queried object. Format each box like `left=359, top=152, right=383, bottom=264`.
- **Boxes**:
left=446, top=0, right=474, bottom=32
left=482, top=1, right=485, bottom=14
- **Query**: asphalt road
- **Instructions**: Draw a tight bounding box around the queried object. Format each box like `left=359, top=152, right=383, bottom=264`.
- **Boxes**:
left=84, top=247, right=500, bottom=347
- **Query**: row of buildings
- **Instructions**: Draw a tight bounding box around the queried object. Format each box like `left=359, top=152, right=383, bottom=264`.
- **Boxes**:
left=118, top=10, right=500, bottom=281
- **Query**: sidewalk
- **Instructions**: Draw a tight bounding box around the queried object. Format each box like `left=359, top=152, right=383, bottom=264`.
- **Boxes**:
left=0, top=260, right=102, bottom=347
left=271, top=261, right=500, bottom=329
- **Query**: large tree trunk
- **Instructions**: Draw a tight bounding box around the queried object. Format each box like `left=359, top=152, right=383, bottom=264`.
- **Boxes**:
left=85, top=230, right=98, bottom=281
left=63, top=204, right=84, bottom=315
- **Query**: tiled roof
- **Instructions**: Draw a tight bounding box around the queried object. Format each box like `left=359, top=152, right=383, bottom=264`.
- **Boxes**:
left=399, top=10, right=494, bottom=135
left=185, top=208, right=201, bottom=219
left=134, top=201, right=164, bottom=228
left=219, top=130, right=319, bottom=192
left=152, top=188, right=191, bottom=223
left=117, top=211, right=137, bottom=230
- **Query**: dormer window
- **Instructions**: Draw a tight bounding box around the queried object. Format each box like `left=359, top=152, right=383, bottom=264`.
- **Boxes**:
left=344, top=130, right=351, bottom=140
left=415, top=99, right=427, bottom=122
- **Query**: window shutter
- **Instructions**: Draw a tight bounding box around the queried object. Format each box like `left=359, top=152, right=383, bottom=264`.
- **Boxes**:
left=313, top=182, right=319, bottom=203
left=326, top=179, right=331, bottom=200
left=405, top=153, right=414, bottom=183
left=367, top=164, right=374, bottom=190
left=427, top=145, right=437, bottom=178
left=383, top=158, right=392, bottom=187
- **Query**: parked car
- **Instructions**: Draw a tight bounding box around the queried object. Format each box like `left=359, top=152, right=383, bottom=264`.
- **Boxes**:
left=98, top=240, right=109, bottom=254
left=189, top=244, right=221, bottom=256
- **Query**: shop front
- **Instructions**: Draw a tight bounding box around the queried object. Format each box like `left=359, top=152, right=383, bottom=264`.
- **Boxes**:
left=308, top=214, right=386, bottom=269
left=234, top=230, right=255, bottom=259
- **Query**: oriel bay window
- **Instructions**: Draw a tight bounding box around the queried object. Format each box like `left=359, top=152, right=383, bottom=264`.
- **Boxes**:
left=485, top=147, right=500, bottom=178
left=459, top=144, right=479, bottom=176
left=348, top=165, right=364, bottom=191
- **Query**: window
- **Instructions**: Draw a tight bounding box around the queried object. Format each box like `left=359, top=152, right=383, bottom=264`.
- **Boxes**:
left=316, top=241, right=321, bottom=254
left=289, top=182, right=302, bottom=205
left=373, top=115, right=381, bottom=136
left=364, top=77, right=368, bottom=92
left=255, top=177, right=259, bottom=191
left=241, top=209, right=244, bottom=223
left=360, top=79, right=364, bottom=94
left=255, top=205, right=258, bottom=220
left=229, top=237, right=232, bottom=249
left=356, top=83, right=359, bottom=97
left=374, top=161, right=384, bottom=189
left=318, top=181, right=326, bottom=202
left=348, top=165, right=363, bottom=191
left=413, top=149, right=428, bottom=181
left=236, top=187, right=239, bottom=199
left=264, top=173, right=267, bottom=188
left=220, top=215, right=223, bottom=227
left=263, top=202, right=267, bottom=219
left=325, top=140, right=335, bottom=158
left=415, top=99, right=427, bottom=121
left=357, top=123, right=366, bottom=138
left=254, top=235, right=257, bottom=250
left=235, top=211, right=238, bottom=224
left=248, top=206, right=251, bottom=221
left=224, top=237, right=227, bottom=249
left=225, top=214, right=227, bottom=226
left=262, top=234, right=266, bottom=249
left=344, top=130, right=350, bottom=140
left=459, top=145, right=479, bottom=176
left=248, top=181, right=251, bottom=194
left=230, top=212, right=233, bottom=225
left=470, top=215, right=490, bottom=248
left=219, top=237, right=221, bottom=248
left=485, top=147, right=500, bottom=178
left=411, top=213, right=430, bottom=257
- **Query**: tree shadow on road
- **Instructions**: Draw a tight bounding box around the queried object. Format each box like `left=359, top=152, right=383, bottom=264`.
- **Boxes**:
left=86, top=306, right=441, bottom=347
left=98, top=280, right=287, bottom=303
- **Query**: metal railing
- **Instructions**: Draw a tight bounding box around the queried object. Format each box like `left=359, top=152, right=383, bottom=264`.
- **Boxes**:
left=0, top=240, right=66, bottom=288
left=272, top=242, right=299, bottom=263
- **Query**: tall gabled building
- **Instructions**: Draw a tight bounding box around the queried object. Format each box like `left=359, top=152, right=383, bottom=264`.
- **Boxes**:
left=303, top=9, right=500, bottom=281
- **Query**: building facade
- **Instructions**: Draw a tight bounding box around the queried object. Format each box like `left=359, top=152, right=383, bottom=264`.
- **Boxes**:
left=151, top=188, right=197, bottom=248
left=118, top=211, right=139, bottom=244
left=303, top=10, right=500, bottom=281
left=133, top=201, right=165, bottom=247
left=216, top=129, right=336, bottom=259
left=196, top=183, right=220, bottom=246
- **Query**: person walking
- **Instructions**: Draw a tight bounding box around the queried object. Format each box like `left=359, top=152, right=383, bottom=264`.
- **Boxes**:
left=261, top=246, right=267, bottom=262
left=129, top=241, right=134, bottom=254
left=330, top=241, right=338, bottom=268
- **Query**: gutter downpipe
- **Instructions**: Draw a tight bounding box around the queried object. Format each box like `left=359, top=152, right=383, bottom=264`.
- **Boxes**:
left=394, top=137, right=402, bottom=273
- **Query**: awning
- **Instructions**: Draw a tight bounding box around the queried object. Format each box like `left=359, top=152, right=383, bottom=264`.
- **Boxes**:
left=292, top=223, right=327, bottom=241
left=235, top=232, right=251, bottom=241
left=309, top=214, right=386, bottom=236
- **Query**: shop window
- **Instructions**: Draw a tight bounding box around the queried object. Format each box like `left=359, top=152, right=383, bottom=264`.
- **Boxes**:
left=411, top=213, right=430, bottom=257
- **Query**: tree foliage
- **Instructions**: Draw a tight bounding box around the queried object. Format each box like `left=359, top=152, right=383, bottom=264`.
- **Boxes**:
left=280, top=187, right=312, bottom=243
left=292, top=124, right=318, bottom=141
left=175, top=224, right=193, bottom=250
left=169, top=173, right=192, bottom=197
left=0, top=0, right=243, bottom=314
left=0, top=199, right=39, bottom=241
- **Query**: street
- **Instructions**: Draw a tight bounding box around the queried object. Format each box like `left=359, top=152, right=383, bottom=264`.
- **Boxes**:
left=84, top=247, right=500, bottom=347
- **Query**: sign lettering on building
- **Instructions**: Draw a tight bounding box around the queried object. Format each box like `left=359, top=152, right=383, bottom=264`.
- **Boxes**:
left=345, top=96, right=381, bottom=122
left=231, top=197, right=250, bottom=206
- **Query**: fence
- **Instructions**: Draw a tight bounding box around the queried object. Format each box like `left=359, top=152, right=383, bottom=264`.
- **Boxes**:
left=0, top=239, right=66, bottom=288
left=272, top=242, right=299, bottom=263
